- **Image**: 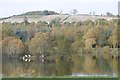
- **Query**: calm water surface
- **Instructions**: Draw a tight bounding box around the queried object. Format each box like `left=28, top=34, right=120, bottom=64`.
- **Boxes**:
left=2, top=54, right=118, bottom=78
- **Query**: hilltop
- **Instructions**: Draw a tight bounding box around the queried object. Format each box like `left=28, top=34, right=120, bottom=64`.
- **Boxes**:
left=0, top=10, right=117, bottom=23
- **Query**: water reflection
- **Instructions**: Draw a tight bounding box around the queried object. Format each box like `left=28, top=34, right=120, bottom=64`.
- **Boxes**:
left=2, top=54, right=118, bottom=77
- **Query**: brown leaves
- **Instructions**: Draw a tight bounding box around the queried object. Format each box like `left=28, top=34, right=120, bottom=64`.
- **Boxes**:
left=2, top=37, right=25, bottom=55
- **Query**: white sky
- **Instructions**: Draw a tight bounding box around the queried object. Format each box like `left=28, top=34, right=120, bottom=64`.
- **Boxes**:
left=0, top=0, right=119, bottom=18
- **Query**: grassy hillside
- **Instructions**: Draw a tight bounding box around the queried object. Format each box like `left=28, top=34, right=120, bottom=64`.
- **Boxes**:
left=0, top=10, right=58, bottom=21
left=0, top=10, right=117, bottom=23
left=0, top=15, right=117, bottom=23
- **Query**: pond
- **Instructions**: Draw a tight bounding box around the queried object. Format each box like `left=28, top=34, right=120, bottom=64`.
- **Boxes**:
left=2, top=54, right=118, bottom=78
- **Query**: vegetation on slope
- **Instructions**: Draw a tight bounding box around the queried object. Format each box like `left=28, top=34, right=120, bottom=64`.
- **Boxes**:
left=1, top=16, right=119, bottom=60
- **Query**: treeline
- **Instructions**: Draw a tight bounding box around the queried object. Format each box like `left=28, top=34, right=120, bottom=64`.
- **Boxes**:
left=1, top=18, right=119, bottom=59
left=19, top=10, right=58, bottom=16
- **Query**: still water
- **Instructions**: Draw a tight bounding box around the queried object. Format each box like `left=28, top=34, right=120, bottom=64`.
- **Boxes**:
left=2, top=54, right=118, bottom=78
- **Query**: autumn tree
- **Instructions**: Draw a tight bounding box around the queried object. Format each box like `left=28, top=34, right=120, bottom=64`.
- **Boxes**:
left=84, top=26, right=106, bottom=48
left=84, top=29, right=96, bottom=48
left=2, top=37, right=25, bottom=58
left=28, top=32, right=55, bottom=57
left=108, top=28, right=118, bottom=48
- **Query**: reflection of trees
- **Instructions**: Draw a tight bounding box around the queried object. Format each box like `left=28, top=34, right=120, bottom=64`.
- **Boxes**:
left=109, top=58, right=118, bottom=75
left=54, top=60, right=72, bottom=76
left=2, top=59, right=27, bottom=77
left=3, top=57, right=116, bottom=77
left=71, top=54, right=84, bottom=73
left=33, top=60, right=72, bottom=77
left=3, top=59, right=72, bottom=77
left=96, top=58, right=112, bottom=74
left=71, top=54, right=116, bottom=75
left=83, top=54, right=97, bottom=74
left=36, top=62, right=56, bottom=76
left=0, top=62, right=1, bottom=75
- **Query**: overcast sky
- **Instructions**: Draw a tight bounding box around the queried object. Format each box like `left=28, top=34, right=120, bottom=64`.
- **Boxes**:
left=0, top=0, right=119, bottom=18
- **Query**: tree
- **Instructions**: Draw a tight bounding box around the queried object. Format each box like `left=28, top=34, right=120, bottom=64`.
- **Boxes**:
left=93, top=11, right=95, bottom=16
left=28, top=32, right=54, bottom=57
left=23, top=16, right=29, bottom=25
left=14, top=28, right=26, bottom=41
left=106, top=12, right=113, bottom=17
left=72, top=9, right=78, bottom=15
left=49, top=18, right=61, bottom=27
left=48, top=11, right=58, bottom=15
left=42, top=10, right=49, bottom=15
left=89, top=12, right=92, bottom=16
left=84, top=29, right=96, bottom=48
left=55, top=35, right=72, bottom=55
left=49, top=19, right=55, bottom=27
left=2, top=22, right=13, bottom=36
left=2, top=37, right=25, bottom=58
left=96, top=19, right=107, bottom=26
left=83, top=20, right=94, bottom=26
left=108, top=28, right=118, bottom=48
left=84, top=27, right=106, bottom=48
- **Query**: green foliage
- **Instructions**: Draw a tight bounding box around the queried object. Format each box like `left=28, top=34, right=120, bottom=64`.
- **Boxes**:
left=55, top=35, right=72, bottom=54
left=23, top=16, right=29, bottom=25
left=28, top=32, right=54, bottom=56
left=84, top=26, right=107, bottom=48
left=49, top=18, right=61, bottom=27
left=2, top=18, right=119, bottom=58
left=37, top=21, right=48, bottom=27
left=83, top=20, right=94, bottom=26
left=99, top=19, right=107, bottom=26
left=42, top=10, right=49, bottom=15
left=2, top=22, right=13, bottom=36
left=19, top=10, right=58, bottom=16
left=106, top=12, right=114, bottom=17
left=103, top=46, right=110, bottom=54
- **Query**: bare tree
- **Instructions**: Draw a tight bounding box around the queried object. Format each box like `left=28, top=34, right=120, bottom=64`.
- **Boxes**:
left=60, top=10, right=62, bottom=14
left=89, top=12, right=92, bottom=16
left=93, top=11, right=95, bottom=16
left=23, top=16, right=29, bottom=25
left=72, top=9, right=78, bottom=15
